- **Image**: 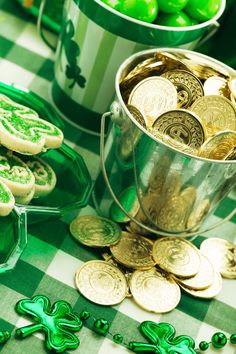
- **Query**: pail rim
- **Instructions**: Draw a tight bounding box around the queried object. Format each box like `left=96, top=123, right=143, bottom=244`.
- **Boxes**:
left=94, top=0, right=226, bottom=33
left=115, top=48, right=236, bottom=165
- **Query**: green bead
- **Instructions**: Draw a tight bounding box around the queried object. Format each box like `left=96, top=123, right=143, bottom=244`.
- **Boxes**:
left=157, top=11, right=192, bottom=27
left=113, top=333, right=123, bottom=344
left=119, top=0, right=158, bottom=23
left=184, top=0, right=221, bottom=22
left=101, top=0, right=121, bottom=11
left=93, top=319, right=110, bottom=335
left=199, top=341, right=209, bottom=351
left=230, top=334, right=236, bottom=344
left=79, top=310, right=91, bottom=321
left=158, top=0, right=189, bottom=14
left=211, top=332, right=227, bottom=349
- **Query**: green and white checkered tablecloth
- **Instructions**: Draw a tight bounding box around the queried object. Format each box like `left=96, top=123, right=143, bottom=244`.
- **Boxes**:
left=0, top=1, right=235, bottom=353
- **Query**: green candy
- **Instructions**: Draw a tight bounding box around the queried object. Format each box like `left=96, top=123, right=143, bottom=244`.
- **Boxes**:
left=101, top=0, right=121, bottom=11
left=158, top=0, right=189, bottom=14
left=184, top=0, right=221, bottom=22
left=119, top=0, right=158, bottom=23
left=157, top=11, right=192, bottom=26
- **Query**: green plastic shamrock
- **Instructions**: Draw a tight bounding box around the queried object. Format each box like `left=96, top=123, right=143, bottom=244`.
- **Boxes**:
left=15, top=295, right=83, bottom=353
left=0, top=331, right=10, bottom=344
left=128, top=321, right=196, bottom=353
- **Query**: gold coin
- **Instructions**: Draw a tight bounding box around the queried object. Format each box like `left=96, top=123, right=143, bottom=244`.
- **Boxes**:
left=203, top=76, right=229, bottom=97
left=179, top=271, right=222, bottom=298
left=161, top=69, right=204, bottom=108
left=198, top=130, right=236, bottom=160
left=75, top=260, right=128, bottom=305
left=191, top=95, right=236, bottom=137
left=200, top=238, right=236, bottom=279
left=130, top=268, right=181, bottom=313
left=154, top=133, right=199, bottom=156
left=153, top=238, right=200, bottom=277
left=128, top=77, right=177, bottom=127
left=156, top=187, right=196, bottom=233
left=225, top=147, right=236, bottom=160
left=176, top=253, right=215, bottom=290
left=69, top=215, right=122, bottom=247
left=228, top=77, right=236, bottom=99
left=127, top=105, right=147, bottom=129
left=152, top=109, right=205, bottom=149
left=187, top=199, right=211, bottom=231
left=110, top=231, right=155, bottom=270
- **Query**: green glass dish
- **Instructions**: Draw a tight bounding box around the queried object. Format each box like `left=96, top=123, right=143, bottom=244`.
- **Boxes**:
left=0, top=81, right=92, bottom=219
left=0, top=207, right=27, bottom=273
left=15, top=0, right=64, bottom=33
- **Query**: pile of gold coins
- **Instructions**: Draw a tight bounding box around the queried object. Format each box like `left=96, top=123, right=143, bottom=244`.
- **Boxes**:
left=70, top=215, right=236, bottom=314
left=120, top=51, right=236, bottom=160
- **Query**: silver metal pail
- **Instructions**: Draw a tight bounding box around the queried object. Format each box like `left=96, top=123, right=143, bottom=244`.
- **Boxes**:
left=94, top=48, right=236, bottom=238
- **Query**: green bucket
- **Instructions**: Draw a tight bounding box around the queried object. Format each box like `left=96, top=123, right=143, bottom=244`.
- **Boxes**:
left=52, top=0, right=226, bottom=134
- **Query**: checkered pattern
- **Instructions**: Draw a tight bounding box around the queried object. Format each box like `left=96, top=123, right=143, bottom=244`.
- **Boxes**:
left=0, top=1, right=235, bottom=353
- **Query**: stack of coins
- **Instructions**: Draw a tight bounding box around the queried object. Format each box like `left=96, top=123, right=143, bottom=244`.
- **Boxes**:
left=120, top=51, right=236, bottom=161
left=70, top=216, right=235, bottom=313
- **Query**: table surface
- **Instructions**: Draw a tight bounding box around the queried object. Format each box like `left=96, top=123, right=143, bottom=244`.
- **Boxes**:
left=0, top=1, right=235, bottom=354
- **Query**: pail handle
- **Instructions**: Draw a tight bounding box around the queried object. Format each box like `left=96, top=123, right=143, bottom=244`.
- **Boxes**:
left=196, top=21, right=220, bottom=48
left=37, top=0, right=58, bottom=51
left=100, top=110, right=236, bottom=238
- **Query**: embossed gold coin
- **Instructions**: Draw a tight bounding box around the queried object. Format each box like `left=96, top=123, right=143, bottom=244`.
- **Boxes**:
left=153, top=133, right=199, bottom=156
left=191, top=95, right=236, bottom=137
left=128, top=76, right=177, bottom=127
left=199, top=130, right=236, bottom=160
left=127, top=105, right=147, bottom=129
left=152, top=109, right=205, bottom=149
left=200, top=238, right=236, bottom=279
left=225, top=147, right=236, bottom=160
left=176, top=253, right=215, bottom=290
left=228, top=77, right=236, bottom=99
left=203, top=76, right=229, bottom=97
left=153, top=238, right=200, bottom=277
left=110, top=231, right=155, bottom=270
left=179, top=270, right=222, bottom=298
left=75, top=260, right=128, bottom=305
left=130, top=268, right=181, bottom=313
left=161, top=69, right=204, bottom=108
left=70, top=215, right=122, bottom=247
left=187, top=199, right=211, bottom=230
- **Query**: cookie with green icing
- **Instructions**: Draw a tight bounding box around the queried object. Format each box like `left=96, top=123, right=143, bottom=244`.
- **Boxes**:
left=0, top=94, right=64, bottom=155
left=0, top=180, right=15, bottom=216
left=0, top=147, right=35, bottom=197
left=15, top=186, right=35, bottom=205
left=21, top=156, right=56, bottom=198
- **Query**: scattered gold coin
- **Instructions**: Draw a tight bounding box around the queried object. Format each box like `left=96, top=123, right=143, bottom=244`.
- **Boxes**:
left=128, top=76, right=177, bottom=127
left=200, top=238, right=236, bottom=279
left=175, top=253, right=215, bottom=290
left=75, top=260, right=128, bottom=305
left=179, top=270, right=222, bottom=298
left=152, top=238, right=200, bottom=277
left=110, top=231, right=155, bottom=270
left=130, top=268, right=181, bottom=313
left=198, top=130, right=236, bottom=160
left=70, top=215, right=122, bottom=247
left=152, top=109, right=205, bottom=149
left=191, top=95, right=236, bottom=137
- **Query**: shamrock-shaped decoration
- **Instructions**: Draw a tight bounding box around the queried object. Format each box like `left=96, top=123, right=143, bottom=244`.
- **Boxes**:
left=128, top=321, right=196, bottom=353
left=15, top=295, right=83, bottom=353
left=59, top=19, right=86, bottom=89
left=0, top=331, right=10, bottom=344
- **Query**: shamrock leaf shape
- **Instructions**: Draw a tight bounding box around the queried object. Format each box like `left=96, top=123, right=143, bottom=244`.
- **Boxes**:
left=128, top=321, right=196, bottom=353
left=66, top=64, right=86, bottom=89
left=0, top=94, right=63, bottom=155
left=15, top=295, right=83, bottom=353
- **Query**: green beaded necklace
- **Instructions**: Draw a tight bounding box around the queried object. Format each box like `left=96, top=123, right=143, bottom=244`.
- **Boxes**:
left=0, top=295, right=235, bottom=353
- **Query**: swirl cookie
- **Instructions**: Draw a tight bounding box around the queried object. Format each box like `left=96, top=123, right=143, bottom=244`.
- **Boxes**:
left=0, top=180, right=15, bottom=216
left=0, top=148, right=35, bottom=197
left=15, top=187, right=35, bottom=205
left=0, top=94, right=64, bottom=155
left=21, top=156, right=57, bottom=198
